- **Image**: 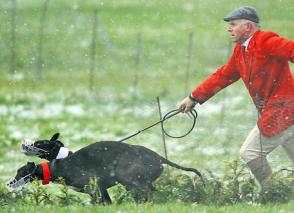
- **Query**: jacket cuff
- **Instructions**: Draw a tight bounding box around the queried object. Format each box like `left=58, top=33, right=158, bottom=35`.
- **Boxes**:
left=191, top=91, right=205, bottom=104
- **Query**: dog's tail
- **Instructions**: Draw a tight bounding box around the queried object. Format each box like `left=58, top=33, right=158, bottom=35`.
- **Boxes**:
left=160, top=157, right=205, bottom=186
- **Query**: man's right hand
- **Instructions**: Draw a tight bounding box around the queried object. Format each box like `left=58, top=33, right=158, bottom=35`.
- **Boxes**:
left=178, top=95, right=197, bottom=113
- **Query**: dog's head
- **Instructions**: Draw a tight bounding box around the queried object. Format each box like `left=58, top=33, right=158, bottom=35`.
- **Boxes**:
left=21, top=133, right=64, bottom=161
left=6, top=162, right=36, bottom=191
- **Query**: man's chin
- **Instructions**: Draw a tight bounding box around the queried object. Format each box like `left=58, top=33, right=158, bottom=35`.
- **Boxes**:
left=230, top=38, right=240, bottom=43
left=230, top=39, right=236, bottom=43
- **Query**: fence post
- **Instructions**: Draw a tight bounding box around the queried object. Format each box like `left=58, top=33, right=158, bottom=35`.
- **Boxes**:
left=97, top=14, right=120, bottom=65
left=132, top=33, right=141, bottom=102
left=36, top=0, right=50, bottom=82
left=10, top=0, right=17, bottom=74
left=156, top=96, right=169, bottom=174
left=89, top=10, right=98, bottom=92
left=184, top=32, right=193, bottom=96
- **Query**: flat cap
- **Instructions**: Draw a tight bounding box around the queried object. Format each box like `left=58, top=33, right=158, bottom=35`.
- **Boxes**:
left=224, top=6, right=259, bottom=23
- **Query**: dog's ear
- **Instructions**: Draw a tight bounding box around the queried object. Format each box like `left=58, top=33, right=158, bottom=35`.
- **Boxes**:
left=50, top=133, right=60, bottom=142
left=55, top=141, right=64, bottom=147
left=17, top=162, right=35, bottom=173
left=26, top=162, right=36, bottom=173
left=27, top=162, right=35, bottom=167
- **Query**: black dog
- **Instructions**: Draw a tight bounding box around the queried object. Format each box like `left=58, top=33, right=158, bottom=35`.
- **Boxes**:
left=9, top=134, right=203, bottom=204
left=21, top=133, right=72, bottom=161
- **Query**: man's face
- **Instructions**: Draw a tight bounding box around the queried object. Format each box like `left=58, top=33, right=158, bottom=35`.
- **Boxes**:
left=227, top=19, right=251, bottom=43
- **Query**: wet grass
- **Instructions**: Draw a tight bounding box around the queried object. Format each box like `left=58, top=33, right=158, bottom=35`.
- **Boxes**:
left=2, top=203, right=294, bottom=213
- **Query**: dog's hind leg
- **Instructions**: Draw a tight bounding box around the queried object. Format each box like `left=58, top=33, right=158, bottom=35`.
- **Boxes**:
left=99, top=187, right=112, bottom=205
left=149, top=183, right=157, bottom=191
left=126, top=184, right=151, bottom=203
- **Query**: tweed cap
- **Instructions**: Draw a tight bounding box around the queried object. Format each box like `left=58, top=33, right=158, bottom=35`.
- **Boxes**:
left=224, top=6, right=260, bottom=23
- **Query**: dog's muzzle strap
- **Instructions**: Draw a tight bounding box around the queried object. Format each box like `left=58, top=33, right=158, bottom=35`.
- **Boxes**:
left=6, top=174, right=32, bottom=191
left=40, top=162, right=51, bottom=185
left=21, top=139, right=49, bottom=156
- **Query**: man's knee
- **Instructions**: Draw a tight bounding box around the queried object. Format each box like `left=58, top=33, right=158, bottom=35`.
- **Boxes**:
left=240, top=146, right=260, bottom=163
left=240, top=126, right=261, bottom=163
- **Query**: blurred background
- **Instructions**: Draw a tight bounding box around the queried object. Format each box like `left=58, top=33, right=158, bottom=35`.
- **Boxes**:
left=0, top=0, right=293, bottom=184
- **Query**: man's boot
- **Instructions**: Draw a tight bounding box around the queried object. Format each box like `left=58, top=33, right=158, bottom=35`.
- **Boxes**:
left=247, top=157, right=272, bottom=193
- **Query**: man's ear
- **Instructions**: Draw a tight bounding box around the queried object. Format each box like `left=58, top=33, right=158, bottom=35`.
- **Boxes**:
left=245, top=21, right=253, bottom=33
left=50, top=133, right=60, bottom=141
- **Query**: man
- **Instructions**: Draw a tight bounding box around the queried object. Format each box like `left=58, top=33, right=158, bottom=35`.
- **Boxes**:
left=179, top=6, right=294, bottom=192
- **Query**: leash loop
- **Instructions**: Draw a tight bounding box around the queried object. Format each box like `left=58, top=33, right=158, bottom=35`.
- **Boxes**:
left=162, top=109, right=197, bottom=138
left=119, top=109, right=197, bottom=142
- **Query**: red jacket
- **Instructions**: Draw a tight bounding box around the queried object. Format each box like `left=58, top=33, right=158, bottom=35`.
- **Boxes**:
left=192, top=30, right=294, bottom=137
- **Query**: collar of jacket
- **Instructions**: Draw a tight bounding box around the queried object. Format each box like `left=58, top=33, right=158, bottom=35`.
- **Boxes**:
left=237, top=30, right=261, bottom=52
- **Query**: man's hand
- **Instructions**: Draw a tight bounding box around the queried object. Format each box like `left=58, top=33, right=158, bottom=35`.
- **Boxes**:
left=178, top=95, right=197, bottom=113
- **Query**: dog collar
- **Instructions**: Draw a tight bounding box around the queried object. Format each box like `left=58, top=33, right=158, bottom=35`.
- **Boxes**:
left=40, top=162, right=51, bottom=185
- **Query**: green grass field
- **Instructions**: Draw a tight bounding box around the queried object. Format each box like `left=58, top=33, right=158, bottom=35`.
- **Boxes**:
left=0, top=0, right=294, bottom=212
left=3, top=202, right=294, bottom=213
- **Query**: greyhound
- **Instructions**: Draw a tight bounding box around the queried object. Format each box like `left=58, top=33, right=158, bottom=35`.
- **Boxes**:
left=20, top=133, right=72, bottom=161
left=8, top=133, right=204, bottom=204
